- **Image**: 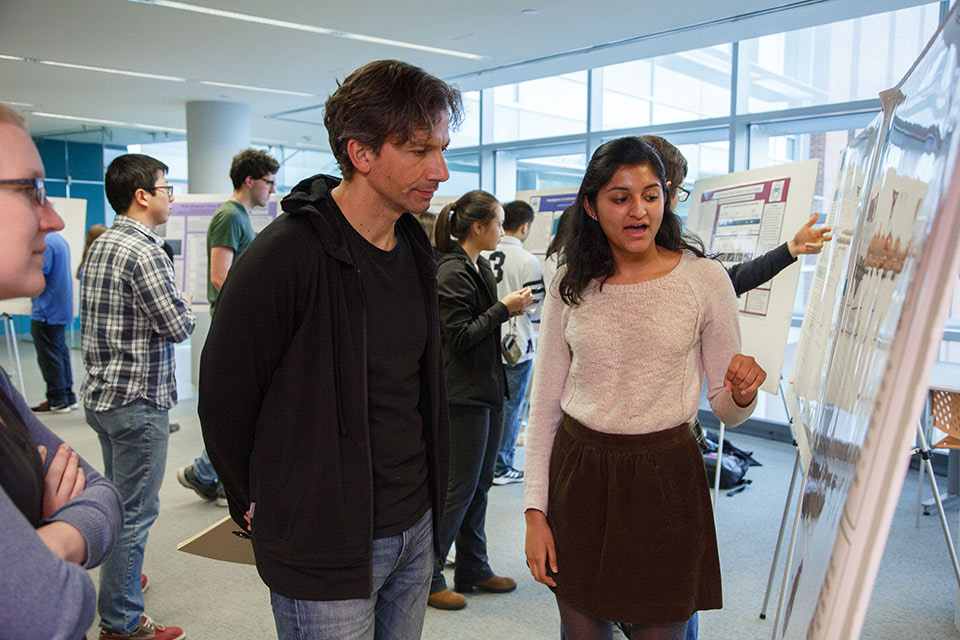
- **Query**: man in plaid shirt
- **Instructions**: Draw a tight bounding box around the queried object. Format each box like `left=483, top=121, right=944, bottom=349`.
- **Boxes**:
left=80, top=154, right=195, bottom=640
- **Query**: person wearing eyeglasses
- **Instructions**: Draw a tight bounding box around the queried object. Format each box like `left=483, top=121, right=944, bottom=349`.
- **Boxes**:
left=176, top=148, right=278, bottom=509
left=79, top=154, right=195, bottom=640
left=0, top=103, right=125, bottom=640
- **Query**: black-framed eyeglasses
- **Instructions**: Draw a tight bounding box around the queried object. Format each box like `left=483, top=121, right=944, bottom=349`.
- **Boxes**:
left=0, top=177, right=47, bottom=206
left=677, top=186, right=691, bottom=203
left=144, top=184, right=174, bottom=198
left=258, top=177, right=276, bottom=187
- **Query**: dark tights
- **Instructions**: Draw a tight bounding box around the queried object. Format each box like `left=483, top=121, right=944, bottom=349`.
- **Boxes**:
left=557, top=597, right=687, bottom=640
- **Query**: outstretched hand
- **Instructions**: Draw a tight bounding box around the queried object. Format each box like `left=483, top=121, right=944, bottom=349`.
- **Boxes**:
left=724, top=354, right=766, bottom=406
left=787, top=214, right=833, bottom=257
left=38, top=443, right=85, bottom=520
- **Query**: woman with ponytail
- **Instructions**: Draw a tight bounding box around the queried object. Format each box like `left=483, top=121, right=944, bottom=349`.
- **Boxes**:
left=427, top=190, right=534, bottom=611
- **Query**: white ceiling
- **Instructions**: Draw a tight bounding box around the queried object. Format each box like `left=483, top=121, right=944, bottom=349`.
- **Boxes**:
left=0, top=0, right=928, bottom=149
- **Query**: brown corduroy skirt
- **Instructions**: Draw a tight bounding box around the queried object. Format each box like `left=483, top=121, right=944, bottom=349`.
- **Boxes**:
left=546, top=414, right=722, bottom=625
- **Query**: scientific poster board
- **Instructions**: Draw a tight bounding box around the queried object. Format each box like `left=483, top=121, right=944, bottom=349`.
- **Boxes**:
left=687, top=160, right=819, bottom=395
left=158, top=195, right=280, bottom=309
left=0, top=197, right=87, bottom=317
left=515, top=188, right=578, bottom=256
left=779, top=3, right=960, bottom=637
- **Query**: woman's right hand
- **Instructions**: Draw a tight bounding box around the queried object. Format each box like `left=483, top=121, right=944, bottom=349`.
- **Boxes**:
left=38, top=443, right=85, bottom=520
left=502, top=286, right=534, bottom=314
left=525, top=509, right=558, bottom=587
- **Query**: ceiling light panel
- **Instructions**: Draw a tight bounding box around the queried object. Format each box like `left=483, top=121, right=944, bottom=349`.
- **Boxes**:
left=126, top=0, right=488, bottom=60
left=1, top=54, right=314, bottom=97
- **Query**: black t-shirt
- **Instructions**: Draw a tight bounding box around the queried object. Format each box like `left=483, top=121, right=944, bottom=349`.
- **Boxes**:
left=338, top=208, right=430, bottom=539
left=0, top=386, right=44, bottom=528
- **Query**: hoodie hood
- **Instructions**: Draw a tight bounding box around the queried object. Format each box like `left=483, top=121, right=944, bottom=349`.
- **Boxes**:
left=280, top=172, right=437, bottom=271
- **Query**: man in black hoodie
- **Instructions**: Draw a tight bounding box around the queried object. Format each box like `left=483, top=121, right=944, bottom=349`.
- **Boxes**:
left=198, top=60, right=460, bottom=640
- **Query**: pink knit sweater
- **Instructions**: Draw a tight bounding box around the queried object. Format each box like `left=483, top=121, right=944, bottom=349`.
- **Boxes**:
left=523, top=252, right=757, bottom=513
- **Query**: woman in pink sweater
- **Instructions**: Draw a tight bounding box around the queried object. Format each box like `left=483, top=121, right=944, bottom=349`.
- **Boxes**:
left=523, top=137, right=766, bottom=640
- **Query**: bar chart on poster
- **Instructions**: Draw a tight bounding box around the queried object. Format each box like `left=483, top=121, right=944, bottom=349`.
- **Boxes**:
left=776, top=3, right=960, bottom=638
left=687, top=160, right=819, bottom=395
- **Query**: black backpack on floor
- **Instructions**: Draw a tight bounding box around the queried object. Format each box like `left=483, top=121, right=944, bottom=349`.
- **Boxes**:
left=700, top=429, right=761, bottom=491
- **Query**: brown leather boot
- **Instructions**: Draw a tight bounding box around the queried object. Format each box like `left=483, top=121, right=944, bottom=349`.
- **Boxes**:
left=427, top=588, right=467, bottom=610
left=454, top=575, right=517, bottom=593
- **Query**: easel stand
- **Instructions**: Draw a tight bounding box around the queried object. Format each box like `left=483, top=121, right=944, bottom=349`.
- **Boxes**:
left=761, top=379, right=810, bottom=639
left=912, top=420, right=960, bottom=591
left=1, top=313, right=26, bottom=397
left=759, top=449, right=802, bottom=620
left=712, top=421, right=727, bottom=510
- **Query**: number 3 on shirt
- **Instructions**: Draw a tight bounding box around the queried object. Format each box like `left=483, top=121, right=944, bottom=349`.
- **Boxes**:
left=489, top=251, right=505, bottom=283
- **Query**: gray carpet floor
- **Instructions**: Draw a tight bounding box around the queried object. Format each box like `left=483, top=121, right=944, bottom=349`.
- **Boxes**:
left=6, top=338, right=959, bottom=639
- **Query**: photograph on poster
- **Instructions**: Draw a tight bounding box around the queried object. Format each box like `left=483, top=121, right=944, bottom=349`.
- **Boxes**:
left=779, top=3, right=960, bottom=637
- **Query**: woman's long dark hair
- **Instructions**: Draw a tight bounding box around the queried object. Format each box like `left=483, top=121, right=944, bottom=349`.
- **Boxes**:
left=557, top=137, right=706, bottom=306
left=434, top=189, right=500, bottom=252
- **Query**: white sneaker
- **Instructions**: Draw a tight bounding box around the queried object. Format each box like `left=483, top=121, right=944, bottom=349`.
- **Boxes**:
left=492, top=467, right=524, bottom=485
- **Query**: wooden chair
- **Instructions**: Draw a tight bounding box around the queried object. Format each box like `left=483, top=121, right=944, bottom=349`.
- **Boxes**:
left=918, top=388, right=960, bottom=522
left=931, top=389, right=960, bottom=450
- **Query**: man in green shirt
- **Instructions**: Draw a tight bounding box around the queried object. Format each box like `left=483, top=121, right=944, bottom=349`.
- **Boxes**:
left=206, top=149, right=279, bottom=311
left=179, top=148, right=279, bottom=505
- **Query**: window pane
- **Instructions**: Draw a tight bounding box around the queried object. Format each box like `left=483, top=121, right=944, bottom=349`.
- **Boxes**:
left=741, top=3, right=941, bottom=112
left=129, top=140, right=188, bottom=189
left=939, top=280, right=960, bottom=364
left=450, top=91, right=480, bottom=149
left=436, top=152, right=480, bottom=197
left=599, top=45, right=732, bottom=130
left=495, top=144, right=586, bottom=202
left=492, top=72, right=587, bottom=143
left=278, top=149, right=339, bottom=192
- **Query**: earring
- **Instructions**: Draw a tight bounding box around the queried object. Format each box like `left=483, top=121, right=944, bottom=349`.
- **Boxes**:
left=589, top=215, right=598, bottom=221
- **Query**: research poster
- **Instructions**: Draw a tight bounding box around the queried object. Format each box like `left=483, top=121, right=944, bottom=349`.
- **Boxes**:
left=780, top=3, right=960, bottom=637
left=515, top=189, right=577, bottom=255
left=159, top=195, right=279, bottom=309
left=687, top=160, right=819, bottom=395
left=695, top=176, right=794, bottom=317
left=791, top=123, right=881, bottom=446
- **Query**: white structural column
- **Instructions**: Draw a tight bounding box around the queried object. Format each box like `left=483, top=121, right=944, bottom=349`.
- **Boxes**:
left=185, top=101, right=250, bottom=386
left=186, top=100, right=250, bottom=193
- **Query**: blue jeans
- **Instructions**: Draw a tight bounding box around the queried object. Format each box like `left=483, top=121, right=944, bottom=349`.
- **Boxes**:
left=85, top=400, right=169, bottom=634
left=496, top=359, right=533, bottom=475
left=193, top=447, right=219, bottom=486
left=271, top=509, right=434, bottom=640
left=31, top=320, right=75, bottom=406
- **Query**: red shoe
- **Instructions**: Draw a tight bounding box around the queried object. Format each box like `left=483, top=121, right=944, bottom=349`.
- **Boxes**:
left=99, top=614, right=184, bottom=639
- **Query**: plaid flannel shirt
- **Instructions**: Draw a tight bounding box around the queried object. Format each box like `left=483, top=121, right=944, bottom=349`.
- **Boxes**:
left=79, top=215, right=195, bottom=412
